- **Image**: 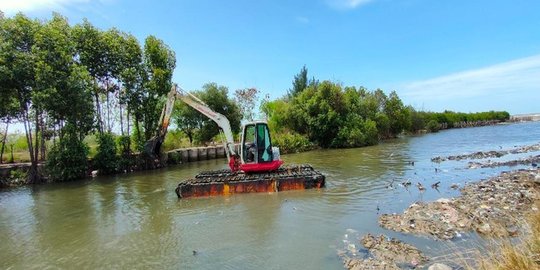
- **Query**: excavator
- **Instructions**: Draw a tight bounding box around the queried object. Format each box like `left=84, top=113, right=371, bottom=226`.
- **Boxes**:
left=145, top=84, right=325, bottom=199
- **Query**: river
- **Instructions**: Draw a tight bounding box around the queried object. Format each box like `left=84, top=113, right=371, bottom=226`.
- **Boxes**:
left=1, top=121, right=539, bottom=269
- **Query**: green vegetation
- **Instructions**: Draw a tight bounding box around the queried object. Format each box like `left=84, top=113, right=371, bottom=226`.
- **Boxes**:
left=93, top=133, right=118, bottom=175
left=0, top=12, right=175, bottom=181
left=463, top=202, right=540, bottom=270
left=46, top=127, right=89, bottom=182
left=262, top=66, right=510, bottom=149
left=171, top=83, right=241, bottom=145
left=0, top=12, right=511, bottom=182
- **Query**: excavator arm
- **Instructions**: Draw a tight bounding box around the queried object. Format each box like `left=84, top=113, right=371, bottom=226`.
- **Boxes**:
left=145, top=84, right=240, bottom=171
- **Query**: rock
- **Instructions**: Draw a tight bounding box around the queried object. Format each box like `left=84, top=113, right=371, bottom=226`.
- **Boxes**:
left=428, top=263, right=452, bottom=270
left=477, top=223, right=492, bottom=234
left=360, top=234, right=428, bottom=266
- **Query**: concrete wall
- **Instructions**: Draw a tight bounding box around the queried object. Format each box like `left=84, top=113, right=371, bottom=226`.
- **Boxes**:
left=166, top=144, right=240, bottom=165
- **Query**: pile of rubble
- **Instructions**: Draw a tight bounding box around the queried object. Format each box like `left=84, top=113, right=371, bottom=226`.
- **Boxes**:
left=431, top=142, right=540, bottom=162
left=340, top=234, right=428, bottom=270
left=379, top=169, right=540, bottom=240
left=468, top=155, right=540, bottom=169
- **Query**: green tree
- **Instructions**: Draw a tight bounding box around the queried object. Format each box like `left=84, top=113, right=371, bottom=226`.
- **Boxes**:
left=195, top=83, right=241, bottom=143
left=260, top=98, right=290, bottom=133
left=288, top=81, right=345, bottom=147
left=72, top=19, right=109, bottom=133
left=46, top=125, right=89, bottom=182
left=94, top=132, right=118, bottom=175
left=172, top=101, right=201, bottom=145
left=288, top=65, right=308, bottom=97
left=34, top=14, right=95, bottom=139
left=0, top=13, right=40, bottom=182
left=139, top=35, right=176, bottom=144
left=384, top=91, right=411, bottom=137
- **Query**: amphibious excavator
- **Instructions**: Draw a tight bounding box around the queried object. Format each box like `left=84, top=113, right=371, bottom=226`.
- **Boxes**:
left=145, top=84, right=325, bottom=199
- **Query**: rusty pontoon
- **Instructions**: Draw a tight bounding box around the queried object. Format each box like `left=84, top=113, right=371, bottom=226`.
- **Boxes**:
left=175, top=164, right=325, bottom=198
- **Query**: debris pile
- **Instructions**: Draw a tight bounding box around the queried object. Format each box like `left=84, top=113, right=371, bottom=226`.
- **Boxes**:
left=379, top=169, right=540, bottom=240
left=340, top=233, right=428, bottom=270
left=431, top=142, right=540, bottom=162
left=468, top=155, right=540, bottom=169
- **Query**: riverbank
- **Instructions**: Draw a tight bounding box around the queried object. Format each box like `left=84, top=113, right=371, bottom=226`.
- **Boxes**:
left=339, top=155, right=540, bottom=269
left=0, top=122, right=525, bottom=189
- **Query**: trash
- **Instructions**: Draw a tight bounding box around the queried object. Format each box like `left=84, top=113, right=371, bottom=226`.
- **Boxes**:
left=339, top=233, right=428, bottom=270
left=379, top=169, right=540, bottom=239
left=431, top=142, right=540, bottom=163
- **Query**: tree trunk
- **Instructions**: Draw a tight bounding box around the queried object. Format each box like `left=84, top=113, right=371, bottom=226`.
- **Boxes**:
left=22, top=109, right=38, bottom=184
left=40, top=114, right=46, bottom=161
left=127, top=111, right=130, bottom=136
left=119, top=103, right=124, bottom=136
left=106, top=88, right=111, bottom=133
left=31, top=108, right=41, bottom=183
left=0, top=121, right=9, bottom=164
left=94, top=83, right=103, bottom=134
left=134, top=115, right=142, bottom=147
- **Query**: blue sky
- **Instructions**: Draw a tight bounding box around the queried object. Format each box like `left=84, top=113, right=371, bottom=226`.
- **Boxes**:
left=2, top=0, right=540, bottom=114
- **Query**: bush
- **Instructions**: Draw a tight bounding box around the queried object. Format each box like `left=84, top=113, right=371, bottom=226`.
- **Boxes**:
left=94, top=133, right=118, bottom=175
left=117, top=135, right=133, bottom=172
left=426, top=120, right=440, bottom=132
left=273, top=131, right=312, bottom=154
left=46, top=133, right=89, bottom=182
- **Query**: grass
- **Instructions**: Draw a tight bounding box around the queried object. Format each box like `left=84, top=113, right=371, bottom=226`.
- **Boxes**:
left=466, top=203, right=540, bottom=270
left=1, top=130, right=196, bottom=163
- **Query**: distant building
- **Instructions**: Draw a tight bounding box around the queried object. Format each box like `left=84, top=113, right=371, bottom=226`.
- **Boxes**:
left=510, top=113, right=540, bottom=122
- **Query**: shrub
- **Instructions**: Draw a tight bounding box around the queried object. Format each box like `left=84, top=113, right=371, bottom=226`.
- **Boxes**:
left=426, top=120, right=440, bottom=132
left=273, top=131, right=312, bottom=154
left=94, top=133, right=118, bottom=175
left=117, top=135, right=133, bottom=172
left=46, top=133, right=89, bottom=182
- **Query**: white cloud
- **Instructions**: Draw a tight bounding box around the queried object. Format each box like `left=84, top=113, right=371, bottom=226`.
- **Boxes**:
left=326, top=0, right=373, bottom=10
left=400, top=54, right=540, bottom=106
left=0, top=0, right=91, bottom=14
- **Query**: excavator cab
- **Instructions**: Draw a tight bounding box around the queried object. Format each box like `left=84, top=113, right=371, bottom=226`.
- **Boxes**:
left=239, top=121, right=283, bottom=173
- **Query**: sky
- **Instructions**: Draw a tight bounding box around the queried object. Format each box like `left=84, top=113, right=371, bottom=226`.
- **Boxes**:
left=1, top=0, right=540, bottom=114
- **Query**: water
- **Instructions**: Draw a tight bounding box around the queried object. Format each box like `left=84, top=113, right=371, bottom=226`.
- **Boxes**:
left=1, top=122, right=539, bottom=269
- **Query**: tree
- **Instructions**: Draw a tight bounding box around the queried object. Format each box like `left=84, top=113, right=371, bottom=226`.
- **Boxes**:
left=234, top=87, right=259, bottom=121
left=260, top=98, right=290, bottom=133
left=0, top=13, right=40, bottom=181
left=140, top=35, right=176, bottom=143
left=288, top=65, right=308, bottom=97
left=195, top=83, right=241, bottom=143
left=384, top=91, right=410, bottom=137
left=172, top=101, right=201, bottom=145
left=72, top=19, right=108, bottom=134
left=288, top=81, right=345, bottom=147
left=0, top=80, right=19, bottom=163
left=34, top=14, right=95, bottom=139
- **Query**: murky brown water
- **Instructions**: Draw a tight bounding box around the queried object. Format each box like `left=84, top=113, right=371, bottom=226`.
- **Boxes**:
left=1, top=122, right=539, bottom=269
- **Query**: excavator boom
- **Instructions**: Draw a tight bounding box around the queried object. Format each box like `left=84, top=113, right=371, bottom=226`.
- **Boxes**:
left=145, top=84, right=240, bottom=170
left=143, top=82, right=325, bottom=198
